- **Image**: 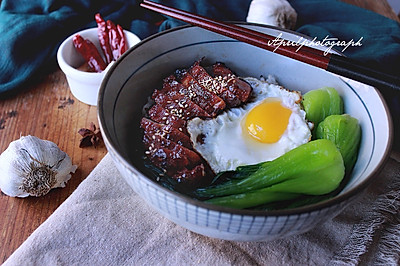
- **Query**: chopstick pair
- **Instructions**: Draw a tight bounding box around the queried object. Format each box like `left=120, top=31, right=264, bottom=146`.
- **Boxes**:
left=140, top=0, right=400, bottom=93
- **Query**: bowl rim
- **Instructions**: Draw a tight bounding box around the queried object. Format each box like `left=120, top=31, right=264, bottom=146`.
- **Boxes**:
left=98, top=22, right=394, bottom=216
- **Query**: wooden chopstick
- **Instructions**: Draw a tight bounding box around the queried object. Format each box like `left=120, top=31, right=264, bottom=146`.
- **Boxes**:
left=140, top=0, right=400, bottom=93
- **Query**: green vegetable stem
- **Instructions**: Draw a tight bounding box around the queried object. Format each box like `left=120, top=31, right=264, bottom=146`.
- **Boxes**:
left=316, top=114, right=361, bottom=174
left=195, top=139, right=345, bottom=208
left=302, top=87, right=343, bottom=133
left=206, top=191, right=299, bottom=209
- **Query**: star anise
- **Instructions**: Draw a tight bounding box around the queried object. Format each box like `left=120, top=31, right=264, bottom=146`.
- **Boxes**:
left=78, top=122, right=103, bottom=148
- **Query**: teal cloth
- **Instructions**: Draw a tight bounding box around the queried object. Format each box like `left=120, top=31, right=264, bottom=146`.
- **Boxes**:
left=288, top=0, right=400, bottom=150
left=0, top=0, right=399, bottom=149
left=292, top=0, right=400, bottom=75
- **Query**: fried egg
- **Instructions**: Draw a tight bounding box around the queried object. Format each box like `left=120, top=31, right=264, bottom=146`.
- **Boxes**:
left=187, top=76, right=312, bottom=173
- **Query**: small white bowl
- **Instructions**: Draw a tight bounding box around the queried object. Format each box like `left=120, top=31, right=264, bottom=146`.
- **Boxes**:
left=57, top=27, right=141, bottom=106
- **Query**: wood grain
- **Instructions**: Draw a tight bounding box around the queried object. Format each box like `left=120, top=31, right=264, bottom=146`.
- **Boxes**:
left=0, top=70, right=107, bottom=262
left=0, top=0, right=398, bottom=263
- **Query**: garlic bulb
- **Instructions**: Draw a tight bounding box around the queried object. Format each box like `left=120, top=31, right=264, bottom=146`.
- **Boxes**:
left=246, top=0, right=297, bottom=30
left=0, top=135, right=77, bottom=197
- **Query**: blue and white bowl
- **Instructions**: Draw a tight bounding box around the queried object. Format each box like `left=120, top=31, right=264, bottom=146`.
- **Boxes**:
left=97, top=23, right=392, bottom=241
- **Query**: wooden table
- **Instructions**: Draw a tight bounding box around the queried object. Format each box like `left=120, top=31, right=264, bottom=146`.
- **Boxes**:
left=0, top=1, right=398, bottom=263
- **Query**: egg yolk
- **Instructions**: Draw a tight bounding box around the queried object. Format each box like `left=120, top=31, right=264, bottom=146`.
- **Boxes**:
left=244, top=98, right=292, bottom=143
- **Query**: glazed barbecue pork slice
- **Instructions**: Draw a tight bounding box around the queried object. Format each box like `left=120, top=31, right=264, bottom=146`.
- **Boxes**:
left=143, top=132, right=203, bottom=175
left=175, top=69, right=226, bottom=117
left=188, top=61, right=241, bottom=107
left=172, top=163, right=211, bottom=188
left=152, top=87, right=211, bottom=120
left=142, top=129, right=213, bottom=187
left=211, top=62, right=252, bottom=103
left=147, top=104, right=188, bottom=134
left=140, top=117, right=192, bottom=149
left=158, top=75, right=213, bottom=118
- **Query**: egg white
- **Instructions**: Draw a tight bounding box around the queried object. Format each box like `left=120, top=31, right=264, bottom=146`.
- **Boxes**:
left=187, top=76, right=312, bottom=173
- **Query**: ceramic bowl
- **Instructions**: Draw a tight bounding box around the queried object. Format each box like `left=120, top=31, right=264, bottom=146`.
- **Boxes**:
left=98, top=24, right=392, bottom=241
left=57, top=27, right=141, bottom=106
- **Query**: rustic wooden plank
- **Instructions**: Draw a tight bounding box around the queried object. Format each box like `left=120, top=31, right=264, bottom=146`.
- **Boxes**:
left=0, top=70, right=107, bottom=262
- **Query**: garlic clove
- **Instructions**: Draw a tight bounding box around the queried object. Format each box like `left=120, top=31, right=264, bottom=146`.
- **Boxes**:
left=0, top=135, right=77, bottom=197
left=0, top=149, right=30, bottom=197
left=246, top=0, right=298, bottom=30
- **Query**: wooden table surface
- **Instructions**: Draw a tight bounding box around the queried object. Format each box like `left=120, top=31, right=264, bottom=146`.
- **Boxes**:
left=0, top=1, right=399, bottom=263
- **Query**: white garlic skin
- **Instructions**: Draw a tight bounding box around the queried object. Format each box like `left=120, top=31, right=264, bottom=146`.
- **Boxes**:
left=246, top=0, right=297, bottom=30
left=0, top=135, right=77, bottom=197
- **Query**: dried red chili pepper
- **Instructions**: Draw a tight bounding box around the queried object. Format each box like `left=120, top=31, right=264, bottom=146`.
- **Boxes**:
left=95, top=13, right=113, bottom=64
left=107, top=20, right=121, bottom=61
left=73, top=34, right=107, bottom=72
left=117, top=24, right=127, bottom=56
